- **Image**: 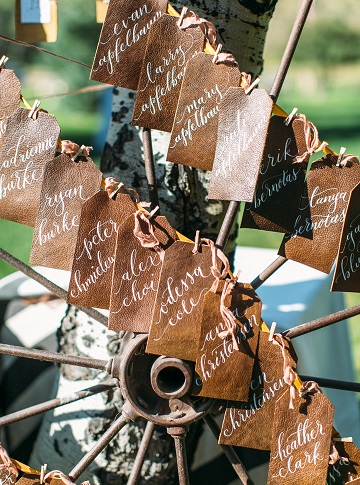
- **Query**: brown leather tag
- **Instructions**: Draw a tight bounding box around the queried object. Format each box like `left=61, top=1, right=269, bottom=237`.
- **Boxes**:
left=166, top=53, right=241, bottom=170
left=0, top=69, right=21, bottom=152
left=278, top=155, right=360, bottom=273
left=91, top=0, right=167, bottom=90
left=332, top=183, right=360, bottom=292
left=219, top=331, right=297, bottom=450
left=208, top=87, right=273, bottom=202
left=193, top=280, right=261, bottom=401
left=146, top=240, right=217, bottom=361
left=327, top=442, right=360, bottom=484
left=0, top=443, right=18, bottom=485
left=67, top=191, right=137, bottom=309
left=30, top=154, right=103, bottom=270
left=346, top=479, right=360, bottom=485
left=132, top=14, right=205, bottom=132
left=0, top=107, right=60, bottom=226
left=268, top=390, right=334, bottom=485
left=241, top=115, right=308, bottom=233
left=16, top=475, right=40, bottom=485
left=109, top=214, right=177, bottom=332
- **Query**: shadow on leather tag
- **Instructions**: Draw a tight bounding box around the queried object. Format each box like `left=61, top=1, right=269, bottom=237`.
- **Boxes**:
left=208, top=86, right=273, bottom=202
left=109, top=214, right=177, bottom=333
left=193, top=280, right=261, bottom=401
left=279, top=154, right=360, bottom=273
left=0, top=68, right=21, bottom=152
left=268, top=390, right=334, bottom=485
left=332, top=183, right=360, bottom=292
left=219, top=331, right=297, bottom=450
left=91, top=0, right=167, bottom=90
left=67, top=191, right=136, bottom=309
left=132, top=14, right=205, bottom=132
left=241, top=115, right=308, bottom=233
left=327, top=441, right=360, bottom=484
left=30, top=154, right=102, bottom=270
left=146, top=240, right=218, bottom=361
left=0, top=107, right=60, bottom=226
left=167, top=52, right=241, bottom=170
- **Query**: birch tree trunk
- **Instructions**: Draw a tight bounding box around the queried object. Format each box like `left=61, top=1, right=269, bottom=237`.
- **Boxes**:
left=30, top=2, right=278, bottom=483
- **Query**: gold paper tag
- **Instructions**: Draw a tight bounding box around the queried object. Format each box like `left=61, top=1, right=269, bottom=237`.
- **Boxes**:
left=15, top=0, right=58, bottom=42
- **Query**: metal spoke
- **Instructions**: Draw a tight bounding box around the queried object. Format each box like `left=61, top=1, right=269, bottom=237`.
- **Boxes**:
left=0, top=342, right=109, bottom=370
left=0, top=382, right=116, bottom=427
left=283, top=304, right=360, bottom=339
left=167, top=427, right=190, bottom=485
left=68, top=412, right=130, bottom=481
left=142, top=127, right=160, bottom=212
left=0, top=247, right=108, bottom=327
left=203, top=414, right=254, bottom=485
left=251, top=255, right=287, bottom=290
left=299, top=375, right=360, bottom=393
left=127, top=421, right=155, bottom=485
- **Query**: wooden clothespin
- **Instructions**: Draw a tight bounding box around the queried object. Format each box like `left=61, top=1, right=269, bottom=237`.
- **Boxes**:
left=0, top=55, right=9, bottom=69
left=148, top=205, right=160, bottom=220
left=245, top=77, right=260, bottom=95
left=40, top=464, right=47, bottom=485
left=333, top=436, right=353, bottom=443
left=28, top=99, right=41, bottom=120
left=71, top=144, right=86, bottom=162
left=192, top=230, right=201, bottom=254
left=212, top=44, right=222, bottom=63
left=177, top=7, right=188, bottom=27
left=268, top=321, right=277, bottom=341
left=284, top=107, right=298, bottom=126
left=336, top=146, right=346, bottom=167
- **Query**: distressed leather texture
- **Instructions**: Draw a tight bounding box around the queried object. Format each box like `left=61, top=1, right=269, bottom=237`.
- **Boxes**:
left=132, top=14, right=205, bottom=132
left=332, top=183, right=360, bottom=293
left=327, top=441, right=360, bottom=484
left=30, top=154, right=102, bottom=270
left=67, top=191, right=137, bottom=309
left=109, top=214, right=177, bottom=333
left=0, top=107, right=60, bottom=226
left=279, top=154, right=360, bottom=273
left=209, top=87, right=273, bottom=202
left=0, top=69, right=21, bottom=152
left=146, top=240, right=217, bottom=361
left=241, top=115, right=308, bottom=233
left=90, top=0, right=167, bottom=90
left=219, top=332, right=297, bottom=450
left=268, top=391, right=334, bottom=485
left=167, top=52, right=241, bottom=170
left=193, top=281, right=261, bottom=401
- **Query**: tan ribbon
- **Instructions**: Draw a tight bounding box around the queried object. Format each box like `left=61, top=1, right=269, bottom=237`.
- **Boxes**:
left=293, top=114, right=328, bottom=163
left=338, top=154, right=360, bottom=167
left=272, top=334, right=297, bottom=409
left=60, top=140, right=93, bottom=159
left=328, top=441, right=349, bottom=466
left=214, top=52, right=238, bottom=66
left=0, top=443, right=18, bottom=479
left=218, top=278, right=239, bottom=351
left=240, top=72, right=252, bottom=91
left=133, top=210, right=162, bottom=251
left=198, top=237, right=230, bottom=280
left=104, top=177, right=140, bottom=202
left=44, top=470, right=74, bottom=485
left=179, top=10, right=217, bottom=49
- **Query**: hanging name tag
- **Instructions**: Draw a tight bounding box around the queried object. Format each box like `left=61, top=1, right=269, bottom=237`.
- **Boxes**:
left=268, top=390, right=334, bottom=485
left=219, top=331, right=297, bottom=450
left=279, top=154, right=360, bottom=273
left=193, top=280, right=261, bottom=401
left=16, top=0, right=58, bottom=42
left=13, top=474, right=38, bottom=485
left=67, top=190, right=137, bottom=309
left=0, top=443, right=18, bottom=485
left=146, top=240, right=218, bottom=361
left=132, top=14, right=205, bottom=132
left=91, top=0, right=167, bottom=89
left=109, top=212, right=177, bottom=333
left=0, top=107, right=60, bottom=226
left=30, top=153, right=102, bottom=270
left=241, top=115, right=308, bottom=233
left=327, top=441, right=360, bottom=484
left=208, top=86, right=273, bottom=202
left=167, top=52, right=241, bottom=170
left=332, top=183, right=360, bottom=292
left=0, top=68, right=21, bottom=152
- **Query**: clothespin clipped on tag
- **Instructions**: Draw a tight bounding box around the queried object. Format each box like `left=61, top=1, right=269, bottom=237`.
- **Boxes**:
left=147, top=205, right=160, bottom=220
left=177, top=6, right=188, bottom=27
left=212, top=44, right=222, bottom=63
left=192, top=230, right=201, bottom=254
left=268, top=321, right=277, bottom=342
left=245, top=77, right=260, bottom=95
left=40, top=464, right=47, bottom=485
left=28, top=99, right=41, bottom=120
left=71, top=145, right=88, bottom=162
left=336, top=146, right=347, bottom=167
left=0, top=55, right=9, bottom=70
left=284, top=107, right=298, bottom=126
left=333, top=437, right=354, bottom=443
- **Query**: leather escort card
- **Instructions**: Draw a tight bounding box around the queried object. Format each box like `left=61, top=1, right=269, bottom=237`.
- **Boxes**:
left=0, top=68, right=21, bottom=152
left=167, top=52, right=241, bottom=170
left=208, top=86, right=273, bottom=202
left=16, top=475, right=40, bottom=485
left=279, top=154, right=360, bottom=273
left=193, top=280, right=261, bottom=401
left=91, top=0, right=167, bottom=90
left=146, top=240, right=218, bottom=361
left=327, top=441, right=360, bottom=484
left=0, top=107, right=60, bottom=226
left=332, top=183, right=360, bottom=293
left=219, top=331, right=297, bottom=450
left=67, top=191, right=137, bottom=309
left=16, top=0, right=58, bottom=43
left=132, top=14, right=205, bottom=132
left=241, top=115, right=308, bottom=233
left=268, top=390, right=334, bottom=485
left=109, top=213, right=177, bottom=333
left=0, top=442, right=18, bottom=485
left=30, top=154, right=103, bottom=270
